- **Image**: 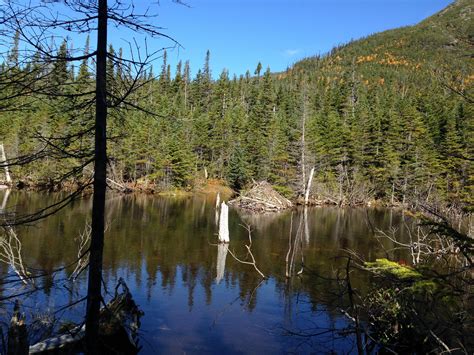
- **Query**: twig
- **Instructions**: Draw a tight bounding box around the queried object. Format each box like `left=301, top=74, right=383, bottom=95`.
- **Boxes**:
left=227, top=224, right=266, bottom=279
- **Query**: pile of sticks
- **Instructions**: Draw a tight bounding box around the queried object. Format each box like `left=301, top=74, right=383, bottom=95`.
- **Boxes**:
left=229, top=181, right=292, bottom=213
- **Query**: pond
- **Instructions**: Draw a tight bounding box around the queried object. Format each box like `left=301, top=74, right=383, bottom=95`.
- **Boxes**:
left=0, top=190, right=414, bottom=353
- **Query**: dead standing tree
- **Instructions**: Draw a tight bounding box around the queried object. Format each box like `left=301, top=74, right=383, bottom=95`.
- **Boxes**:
left=0, top=1, right=180, bottom=352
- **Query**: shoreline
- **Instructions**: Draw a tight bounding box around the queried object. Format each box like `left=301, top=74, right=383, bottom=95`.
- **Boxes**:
left=2, top=178, right=420, bottom=211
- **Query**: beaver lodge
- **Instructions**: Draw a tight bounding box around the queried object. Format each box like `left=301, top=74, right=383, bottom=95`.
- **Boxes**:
left=228, top=181, right=292, bottom=213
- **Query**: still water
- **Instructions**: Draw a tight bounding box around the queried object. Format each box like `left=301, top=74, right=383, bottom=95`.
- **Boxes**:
left=0, top=191, right=412, bottom=353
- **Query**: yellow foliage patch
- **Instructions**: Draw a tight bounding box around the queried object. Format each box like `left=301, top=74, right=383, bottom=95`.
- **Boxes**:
left=463, top=74, right=474, bottom=86
left=356, top=54, right=378, bottom=64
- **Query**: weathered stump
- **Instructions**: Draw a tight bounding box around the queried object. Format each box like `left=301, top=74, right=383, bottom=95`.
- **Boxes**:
left=218, top=202, right=230, bottom=243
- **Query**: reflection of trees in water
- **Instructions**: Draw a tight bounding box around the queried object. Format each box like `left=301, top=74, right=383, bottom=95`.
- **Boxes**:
left=7, top=195, right=418, bottom=336
left=0, top=189, right=33, bottom=286
left=237, top=209, right=287, bottom=232
left=285, top=210, right=308, bottom=278
left=69, top=224, right=91, bottom=282
left=0, top=226, right=32, bottom=286
left=35, top=197, right=405, bottom=286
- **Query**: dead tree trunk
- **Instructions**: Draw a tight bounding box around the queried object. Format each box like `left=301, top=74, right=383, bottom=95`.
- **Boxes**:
left=0, top=144, right=11, bottom=184
left=218, top=202, right=230, bottom=243
left=215, top=192, right=221, bottom=210
left=85, top=0, right=107, bottom=353
left=304, top=167, right=315, bottom=205
left=215, top=192, right=220, bottom=225
left=300, top=91, right=307, bottom=194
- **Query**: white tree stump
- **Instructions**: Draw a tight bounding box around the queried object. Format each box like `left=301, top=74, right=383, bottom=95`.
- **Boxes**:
left=218, top=202, right=230, bottom=243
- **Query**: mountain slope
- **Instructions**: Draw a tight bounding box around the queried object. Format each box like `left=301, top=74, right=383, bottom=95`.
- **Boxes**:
left=295, top=0, right=472, bottom=71
left=283, top=0, right=473, bottom=206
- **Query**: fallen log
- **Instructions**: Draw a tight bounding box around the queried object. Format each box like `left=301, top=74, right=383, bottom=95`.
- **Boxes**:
left=106, top=178, right=132, bottom=193
left=28, top=325, right=84, bottom=354
left=29, top=278, right=143, bottom=354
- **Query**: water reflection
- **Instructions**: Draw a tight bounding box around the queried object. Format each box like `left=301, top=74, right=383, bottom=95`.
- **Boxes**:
left=215, top=244, right=228, bottom=284
left=0, top=191, right=414, bottom=353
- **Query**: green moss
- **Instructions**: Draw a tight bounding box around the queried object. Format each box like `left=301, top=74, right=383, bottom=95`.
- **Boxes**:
left=364, top=258, right=422, bottom=280
left=365, top=259, right=441, bottom=293
left=411, top=280, right=438, bottom=293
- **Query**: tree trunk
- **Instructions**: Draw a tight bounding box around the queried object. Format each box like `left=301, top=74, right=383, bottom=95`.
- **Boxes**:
left=391, top=181, right=395, bottom=205
left=218, top=202, right=229, bottom=243
left=215, top=192, right=220, bottom=225
left=0, top=144, right=11, bottom=184
left=304, top=167, right=315, bottom=205
left=301, top=93, right=307, bottom=194
left=85, top=0, right=107, bottom=353
left=215, top=192, right=220, bottom=210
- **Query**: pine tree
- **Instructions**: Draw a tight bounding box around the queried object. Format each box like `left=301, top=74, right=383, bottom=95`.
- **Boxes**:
left=49, top=40, right=70, bottom=95
left=7, top=30, right=20, bottom=68
left=77, top=35, right=91, bottom=85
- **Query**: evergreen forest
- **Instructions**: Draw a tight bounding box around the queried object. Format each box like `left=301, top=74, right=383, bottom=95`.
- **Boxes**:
left=0, top=0, right=472, bottom=210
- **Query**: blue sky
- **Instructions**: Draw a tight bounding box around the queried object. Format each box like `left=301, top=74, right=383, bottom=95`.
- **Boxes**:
left=111, top=0, right=452, bottom=78
left=29, top=0, right=453, bottom=79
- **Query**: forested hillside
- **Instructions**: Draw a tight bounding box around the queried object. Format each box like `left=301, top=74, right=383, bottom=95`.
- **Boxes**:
left=0, top=0, right=472, bottom=208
